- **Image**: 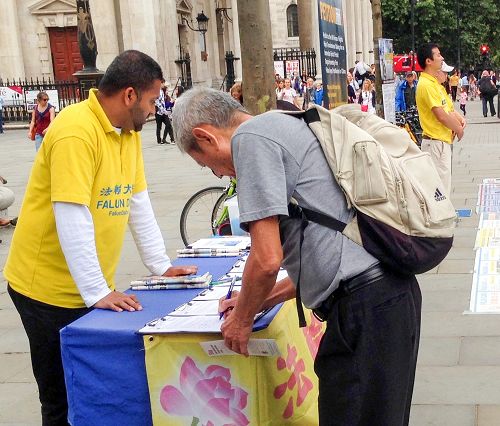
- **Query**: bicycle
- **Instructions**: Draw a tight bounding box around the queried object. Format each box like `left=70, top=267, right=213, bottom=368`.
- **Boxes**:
left=395, top=106, right=422, bottom=146
left=179, top=178, right=237, bottom=247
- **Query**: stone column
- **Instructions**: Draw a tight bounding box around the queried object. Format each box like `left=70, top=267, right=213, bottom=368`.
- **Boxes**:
left=353, top=0, right=363, bottom=61
left=230, top=0, right=242, bottom=81
left=361, top=0, right=371, bottom=64
left=345, top=0, right=356, bottom=69
left=367, top=5, right=375, bottom=65
left=0, top=0, right=25, bottom=77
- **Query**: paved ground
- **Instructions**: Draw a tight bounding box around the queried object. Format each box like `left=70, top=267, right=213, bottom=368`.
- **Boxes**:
left=0, top=99, right=499, bottom=425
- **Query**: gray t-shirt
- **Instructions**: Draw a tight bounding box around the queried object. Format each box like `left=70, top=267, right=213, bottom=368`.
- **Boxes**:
left=231, top=112, right=378, bottom=308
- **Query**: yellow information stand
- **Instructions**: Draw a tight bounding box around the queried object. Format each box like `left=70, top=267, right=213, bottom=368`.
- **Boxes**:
left=144, top=301, right=325, bottom=425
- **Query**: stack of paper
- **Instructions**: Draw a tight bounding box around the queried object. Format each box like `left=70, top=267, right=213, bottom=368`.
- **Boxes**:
left=130, top=272, right=212, bottom=290
left=177, top=236, right=251, bottom=258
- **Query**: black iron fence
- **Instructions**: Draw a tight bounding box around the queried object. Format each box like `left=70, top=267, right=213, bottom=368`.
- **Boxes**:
left=0, top=77, right=80, bottom=123
left=273, top=48, right=317, bottom=79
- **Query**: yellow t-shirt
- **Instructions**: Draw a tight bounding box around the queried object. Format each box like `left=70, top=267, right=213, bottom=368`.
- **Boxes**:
left=4, top=89, right=147, bottom=308
left=449, top=75, right=460, bottom=87
left=416, top=72, right=453, bottom=144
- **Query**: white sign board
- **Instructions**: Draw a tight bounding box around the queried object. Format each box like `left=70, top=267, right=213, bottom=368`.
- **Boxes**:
left=0, top=86, right=24, bottom=106
left=25, top=90, right=60, bottom=112
left=382, top=83, right=396, bottom=124
left=274, top=61, right=285, bottom=79
left=285, top=60, right=300, bottom=78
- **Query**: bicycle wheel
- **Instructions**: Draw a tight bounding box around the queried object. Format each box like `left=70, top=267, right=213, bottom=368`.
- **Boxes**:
left=211, top=191, right=232, bottom=237
left=180, top=186, right=226, bottom=247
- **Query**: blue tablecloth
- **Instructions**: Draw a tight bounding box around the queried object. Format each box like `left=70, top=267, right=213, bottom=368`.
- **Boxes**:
left=60, top=257, right=279, bottom=426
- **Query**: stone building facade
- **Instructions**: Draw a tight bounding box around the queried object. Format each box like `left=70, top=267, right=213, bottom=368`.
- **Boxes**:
left=0, top=0, right=374, bottom=86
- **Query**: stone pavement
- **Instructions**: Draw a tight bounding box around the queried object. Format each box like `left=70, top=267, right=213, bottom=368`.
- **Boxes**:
left=0, top=99, right=499, bottom=425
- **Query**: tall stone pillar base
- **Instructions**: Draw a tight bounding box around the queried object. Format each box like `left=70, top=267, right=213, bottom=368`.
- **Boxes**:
left=73, top=70, right=105, bottom=100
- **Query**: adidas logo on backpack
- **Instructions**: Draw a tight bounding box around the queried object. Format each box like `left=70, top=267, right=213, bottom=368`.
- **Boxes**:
left=434, top=188, right=447, bottom=202
left=282, top=104, right=457, bottom=276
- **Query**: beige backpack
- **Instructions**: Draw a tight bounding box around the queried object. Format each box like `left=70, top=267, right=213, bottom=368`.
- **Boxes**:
left=291, top=103, right=456, bottom=275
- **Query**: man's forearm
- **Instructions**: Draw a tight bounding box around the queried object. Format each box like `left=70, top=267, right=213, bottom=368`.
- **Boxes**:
left=232, top=253, right=279, bottom=321
left=261, top=277, right=296, bottom=309
left=435, top=110, right=462, bottom=134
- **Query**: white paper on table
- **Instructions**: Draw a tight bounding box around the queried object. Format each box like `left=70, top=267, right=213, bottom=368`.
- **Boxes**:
left=190, top=237, right=250, bottom=251
left=168, top=299, right=221, bottom=316
left=138, top=314, right=224, bottom=334
left=200, top=339, right=281, bottom=357
left=192, top=284, right=243, bottom=301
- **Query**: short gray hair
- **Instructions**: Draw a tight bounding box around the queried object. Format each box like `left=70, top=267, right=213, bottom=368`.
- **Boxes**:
left=171, top=87, right=248, bottom=153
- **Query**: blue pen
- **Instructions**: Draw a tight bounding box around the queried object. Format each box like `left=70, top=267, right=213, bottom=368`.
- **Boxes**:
left=219, top=276, right=237, bottom=320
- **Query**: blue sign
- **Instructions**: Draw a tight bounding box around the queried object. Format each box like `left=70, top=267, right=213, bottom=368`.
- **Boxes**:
left=317, top=0, right=347, bottom=108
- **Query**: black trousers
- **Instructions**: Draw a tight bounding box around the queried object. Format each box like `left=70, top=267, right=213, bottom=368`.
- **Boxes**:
left=451, top=86, right=458, bottom=101
left=155, top=113, right=174, bottom=143
left=482, top=96, right=496, bottom=117
left=8, top=285, right=91, bottom=426
left=314, top=271, right=421, bottom=426
left=460, top=104, right=466, bottom=116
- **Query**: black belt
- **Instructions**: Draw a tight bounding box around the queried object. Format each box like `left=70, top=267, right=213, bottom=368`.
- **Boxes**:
left=422, top=134, right=442, bottom=141
left=313, top=264, right=386, bottom=321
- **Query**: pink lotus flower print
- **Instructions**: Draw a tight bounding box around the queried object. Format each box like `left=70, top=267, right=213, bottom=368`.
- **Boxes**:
left=273, top=344, right=313, bottom=419
left=160, top=356, right=249, bottom=426
left=302, top=312, right=325, bottom=359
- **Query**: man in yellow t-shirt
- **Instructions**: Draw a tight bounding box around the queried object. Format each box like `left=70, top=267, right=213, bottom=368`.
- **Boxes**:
left=416, top=43, right=466, bottom=196
left=449, top=70, right=460, bottom=101
left=4, top=50, right=196, bottom=426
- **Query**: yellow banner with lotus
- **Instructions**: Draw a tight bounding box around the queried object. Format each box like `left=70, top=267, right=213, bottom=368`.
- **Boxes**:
left=144, top=301, right=325, bottom=425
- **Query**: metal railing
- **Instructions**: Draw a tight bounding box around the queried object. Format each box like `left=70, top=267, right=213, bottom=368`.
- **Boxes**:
left=273, top=48, right=317, bottom=79
left=0, top=77, right=80, bottom=123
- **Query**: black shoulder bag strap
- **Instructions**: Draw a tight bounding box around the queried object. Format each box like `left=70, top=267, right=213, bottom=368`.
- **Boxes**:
left=286, top=108, right=349, bottom=326
left=288, top=203, right=347, bottom=327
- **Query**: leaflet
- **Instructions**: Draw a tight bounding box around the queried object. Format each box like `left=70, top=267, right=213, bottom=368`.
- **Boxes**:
left=199, top=339, right=281, bottom=357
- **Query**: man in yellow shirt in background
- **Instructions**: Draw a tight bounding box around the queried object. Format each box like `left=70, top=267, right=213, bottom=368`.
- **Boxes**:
left=416, top=43, right=466, bottom=196
left=449, top=70, right=460, bottom=102
left=4, top=50, right=196, bottom=426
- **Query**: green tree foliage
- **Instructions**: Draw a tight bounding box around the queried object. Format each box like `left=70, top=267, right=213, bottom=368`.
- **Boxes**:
left=381, top=0, right=500, bottom=70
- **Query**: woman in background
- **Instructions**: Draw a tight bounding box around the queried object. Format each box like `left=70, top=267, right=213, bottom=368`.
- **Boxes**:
left=28, top=91, right=55, bottom=152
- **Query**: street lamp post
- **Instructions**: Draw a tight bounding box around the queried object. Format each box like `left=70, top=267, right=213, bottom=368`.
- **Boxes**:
left=182, top=11, right=210, bottom=61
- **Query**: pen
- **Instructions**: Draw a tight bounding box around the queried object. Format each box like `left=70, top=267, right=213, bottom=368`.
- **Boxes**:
left=219, top=276, right=237, bottom=320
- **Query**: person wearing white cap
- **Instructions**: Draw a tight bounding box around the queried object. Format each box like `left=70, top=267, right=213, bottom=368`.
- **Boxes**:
left=415, top=43, right=466, bottom=196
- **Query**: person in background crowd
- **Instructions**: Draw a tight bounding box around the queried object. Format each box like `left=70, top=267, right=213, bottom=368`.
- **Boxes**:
left=302, top=77, right=316, bottom=110
left=291, top=72, right=302, bottom=95
left=468, top=73, right=478, bottom=101
left=4, top=50, right=197, bottom=426
left=314, top=81, right=324, bottom=107
left=490, top=70, right=497, bottom=86
left=0, top=94, right=4, bottom=134
left=28, top=91, right=55, bottom=152
left=395, top=71, right=418, bottom=112
left=172, top=87, right=422, bottom=426
left=230, top=82, right=243, bottom=104
left=175, top=85, right=185, bottom=99
left=0, top=176, right=16, bottom=228
left=459, top=85, right=467, bottom=116
left=460, top=72, right=469, bottom=97
left=280, top=78, right=301, bottom=109
left=416, top=43, right=465, bottom=196
left=300, top=70, right=308, bottom=92
left=155, top=80, right=174, bottom=144
left=449, top=70, right=460, bottom=101
left=358, top=78, right=376, bottom=114
left=275, top=79, right=285, bottom=100
left=478, top=70, right=497, bottom=117
left=354, top=59, right=372, bottom=86
left=347, top=71, right=357, bottom=103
